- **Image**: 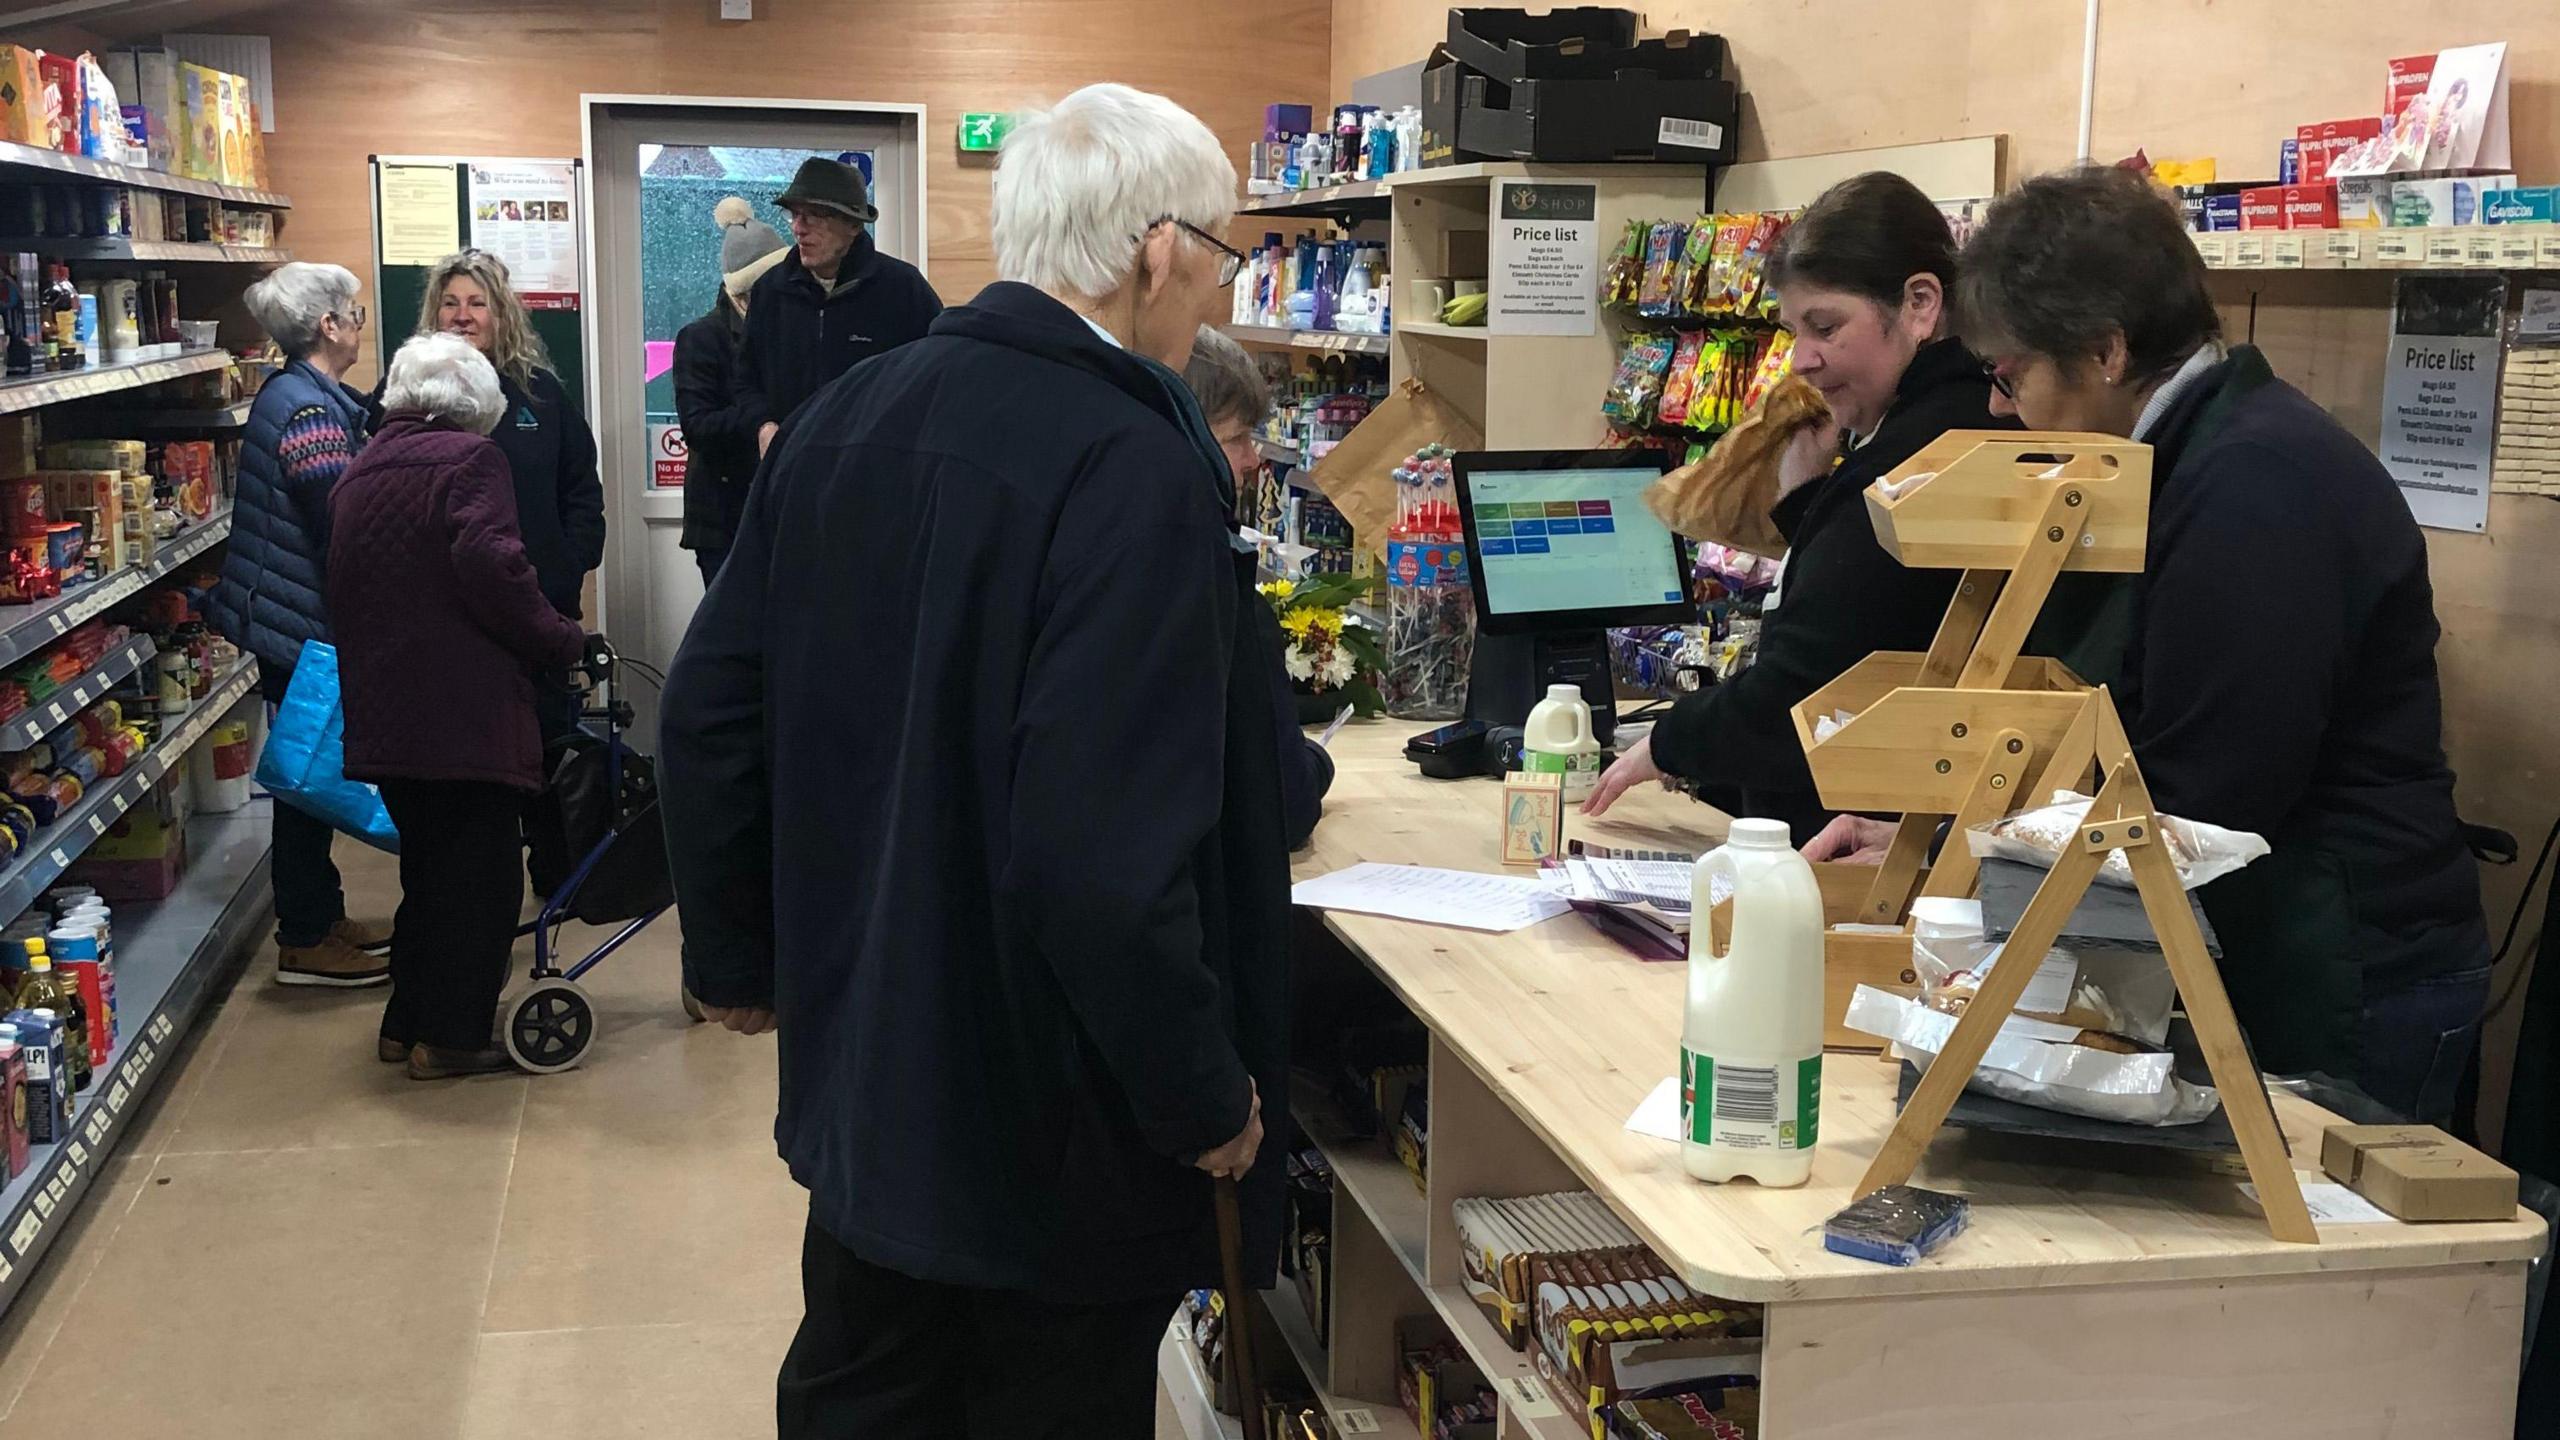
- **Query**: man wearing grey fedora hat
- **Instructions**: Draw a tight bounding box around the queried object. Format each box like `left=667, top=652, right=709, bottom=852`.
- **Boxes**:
left=734, top=157, right=941, bottom=457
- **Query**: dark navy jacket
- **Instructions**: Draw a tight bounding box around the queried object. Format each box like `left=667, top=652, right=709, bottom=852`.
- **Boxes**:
left=661, top=283, right=1291, bottom=1303
left=487, top=368, right=606, bottom=618
left=208, top=359, right=370, bottom=688
left=733, top=233, right=942, bottom=432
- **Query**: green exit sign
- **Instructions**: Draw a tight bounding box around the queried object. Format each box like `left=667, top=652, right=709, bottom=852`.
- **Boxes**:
left=957, top=113, right=1011, bottom=153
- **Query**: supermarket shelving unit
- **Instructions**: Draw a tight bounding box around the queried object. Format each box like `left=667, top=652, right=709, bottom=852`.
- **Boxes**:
left=0, top=138, right=291, bottom=1319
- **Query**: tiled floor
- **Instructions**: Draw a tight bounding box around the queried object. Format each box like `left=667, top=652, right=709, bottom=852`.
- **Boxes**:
left=0, top=844, right=1186, bottom=1438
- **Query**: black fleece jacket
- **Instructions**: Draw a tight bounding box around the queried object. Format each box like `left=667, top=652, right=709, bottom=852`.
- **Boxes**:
left=1648, top=338, right=2013, bottom=842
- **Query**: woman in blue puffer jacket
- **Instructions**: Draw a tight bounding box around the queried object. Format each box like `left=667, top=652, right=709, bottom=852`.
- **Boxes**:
left=207, top=262, right=392, bottom=990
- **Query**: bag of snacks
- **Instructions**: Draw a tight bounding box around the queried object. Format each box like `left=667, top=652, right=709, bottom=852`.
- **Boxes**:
left=1654, top=331, right=1709, bottom=428
left=1602, top=333, right=1678, bottom=428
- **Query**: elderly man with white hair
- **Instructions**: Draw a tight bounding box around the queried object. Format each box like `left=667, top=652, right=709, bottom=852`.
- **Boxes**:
left=661, top=83, right=1288, bottom=1435
left=208, top=262, right=393, bottom=989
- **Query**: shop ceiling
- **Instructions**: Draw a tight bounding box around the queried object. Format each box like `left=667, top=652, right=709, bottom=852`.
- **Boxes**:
left=0, top=0, right=290, bottom=39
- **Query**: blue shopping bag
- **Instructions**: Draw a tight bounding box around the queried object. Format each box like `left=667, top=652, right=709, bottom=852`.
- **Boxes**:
left=253, top=641, right=399, bottom=853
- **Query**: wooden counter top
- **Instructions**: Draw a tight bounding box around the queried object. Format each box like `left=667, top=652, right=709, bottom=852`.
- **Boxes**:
left=1296, top=718, right=2547, bottom=1304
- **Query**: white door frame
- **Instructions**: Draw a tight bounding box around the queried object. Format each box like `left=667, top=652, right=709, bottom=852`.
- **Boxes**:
left=576, top=94, right=927, bottom=701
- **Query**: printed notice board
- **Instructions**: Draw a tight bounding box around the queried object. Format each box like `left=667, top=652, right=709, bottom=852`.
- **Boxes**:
left=369, top=155, right=586, bottom=400
left=1489, top=182, right=1598, bottom=336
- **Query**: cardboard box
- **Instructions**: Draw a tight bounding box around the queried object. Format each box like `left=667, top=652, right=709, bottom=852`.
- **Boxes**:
left=2204, top=193, right=2242, bottom=231
left=36, top=52, right=78, bottom=152
left=2239, top=186, right=2288, bottom=230
left=2281, top=183, right=2337, bottom=230
left=1447, top=6, right=1723, bottom=84
left=41, top=439, right=143, bottom=474
left=2484, top=187, right=2558, bottom=225
left=2296, top=117, right=2383, bottom=185
left=0, top=45, right=44, bottom=147
left=214, top=70, right=244, bottom=186
left=2390, top=174, right=2515, bottom=228
left=179, top=62, right=220, bottom=181
left=1458, top=72, right=1740, bottom=165
left=1500, top=772, right=1564, bottom=864
left=0, top=415, right=38, bottom=480
left=1419, top=46, right=1493, bottom=168
left=2333, top=174, right=2391, bottom=228
left=2321, top=1124, right=2517, bottom=1222
left=2387, top=54, right=2435, bottom=120
left=130, top=47, right=181, bottom=173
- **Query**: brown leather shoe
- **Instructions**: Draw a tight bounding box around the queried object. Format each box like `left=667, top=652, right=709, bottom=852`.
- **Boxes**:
left=407, top=1043, right=515, bottom=1080
left=276, top=935, right=390, bottom=988
left=333, top=917, right=394, bottom=952
left=377, top=1036, right=408, bottom=1063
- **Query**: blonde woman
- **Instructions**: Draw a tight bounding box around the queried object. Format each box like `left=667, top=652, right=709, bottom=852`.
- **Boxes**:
left=405, top=251, right=604, bottom=631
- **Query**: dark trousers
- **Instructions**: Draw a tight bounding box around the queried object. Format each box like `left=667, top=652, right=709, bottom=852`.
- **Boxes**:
left=694, top=545, right=727, bottom=588
left=377, top=779, right=526, bottom=1051
left=2359, top=965, right=2492, bottom=1125
left=779, top=1215, right=1176, bottom=1439
left=269, top=797, right=346, bottom=948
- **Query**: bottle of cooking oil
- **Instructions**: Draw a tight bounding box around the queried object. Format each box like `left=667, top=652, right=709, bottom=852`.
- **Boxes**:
left=14, top=939, right=87, bottom=1091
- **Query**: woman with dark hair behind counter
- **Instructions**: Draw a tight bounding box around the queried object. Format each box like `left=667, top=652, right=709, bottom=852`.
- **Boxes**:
left=1810, top=165, right=2488, bottom=1124
left=1584, top=171, right=2015, bottom=842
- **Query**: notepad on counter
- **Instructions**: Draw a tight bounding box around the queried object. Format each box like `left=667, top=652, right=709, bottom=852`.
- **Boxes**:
left=1292, top=862, right=1573, bottom=933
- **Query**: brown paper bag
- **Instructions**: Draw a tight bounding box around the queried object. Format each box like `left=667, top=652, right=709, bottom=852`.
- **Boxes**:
left=1306, top=378, right=1483, bottom=555
left=1644, top=375, right=1829, bottom=558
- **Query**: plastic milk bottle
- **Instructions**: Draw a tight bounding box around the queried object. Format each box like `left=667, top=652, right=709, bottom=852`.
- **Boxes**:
left=1681, top=818, right=1824, bottom=1186
left=1521, top=684, right=1603, bottom=801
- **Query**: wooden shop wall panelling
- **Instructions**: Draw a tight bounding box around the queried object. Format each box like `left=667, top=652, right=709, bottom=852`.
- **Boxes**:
left=246, top=0, right=1330, bottom=384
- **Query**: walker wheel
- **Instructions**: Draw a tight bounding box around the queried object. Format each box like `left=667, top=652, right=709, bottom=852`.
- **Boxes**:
left=502, top=978, right=597, bottom=1074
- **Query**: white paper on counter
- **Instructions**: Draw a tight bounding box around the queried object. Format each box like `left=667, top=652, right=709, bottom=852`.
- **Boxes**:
left=1625, top=1076, right=1681, bottom=1142
left=2241, top=1177, right=2400, bottom=1227
left=1292, top=862, right=1573, bottom=933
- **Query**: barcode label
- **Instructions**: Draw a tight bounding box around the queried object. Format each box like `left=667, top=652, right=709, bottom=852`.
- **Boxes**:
left=1714, top=1064, right=1778, bottom=1124
left=1657, top=116, right=1724, bottom=151
left=1684, top=1050, right=1821, bottom=1152
left=1336, top=1409, right=1381, bottom=1435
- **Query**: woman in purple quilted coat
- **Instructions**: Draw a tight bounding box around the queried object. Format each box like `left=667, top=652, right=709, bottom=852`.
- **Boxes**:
left=329, top=333, right=592, bottom=1080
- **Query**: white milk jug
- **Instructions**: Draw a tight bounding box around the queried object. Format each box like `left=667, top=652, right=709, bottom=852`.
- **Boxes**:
left=1520, top=684, right=1603, bottom=801
left=1681, top=818, right=1825, bottom=1186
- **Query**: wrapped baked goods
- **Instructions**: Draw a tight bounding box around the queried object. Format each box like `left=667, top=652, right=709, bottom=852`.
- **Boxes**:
left=1643, top=374, right=1830, bottom=557
left=1966, top=790, right=2271, bottom=890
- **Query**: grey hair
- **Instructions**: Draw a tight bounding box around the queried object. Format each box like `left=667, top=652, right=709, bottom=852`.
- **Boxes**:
left=383, top=333, right=506, bottom=435
left=243, top=262, right=360, bottom=359
left=1182, top=324, right=1268, bottom=429
left=993, top=83, right=1237, bottom=297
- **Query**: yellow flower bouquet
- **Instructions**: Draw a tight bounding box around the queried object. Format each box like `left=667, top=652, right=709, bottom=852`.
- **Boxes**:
left=1256, top=573, right=1387, bottom=718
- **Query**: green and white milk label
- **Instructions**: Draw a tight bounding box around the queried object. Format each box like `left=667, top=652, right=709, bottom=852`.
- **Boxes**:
left=1681, top=1048, right=1821, bottom=1152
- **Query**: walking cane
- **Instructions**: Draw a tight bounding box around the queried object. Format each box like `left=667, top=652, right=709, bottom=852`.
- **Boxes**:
left=1214, top=1175, right=1269, bottom=1440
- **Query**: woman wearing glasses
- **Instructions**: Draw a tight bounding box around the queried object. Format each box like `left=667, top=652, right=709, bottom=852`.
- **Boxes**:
left=209, top=262, right=393, bottom=989
left=1811, top=166, right=2488, bottom=1124
left=1585, top=172, right=2015, bottom=843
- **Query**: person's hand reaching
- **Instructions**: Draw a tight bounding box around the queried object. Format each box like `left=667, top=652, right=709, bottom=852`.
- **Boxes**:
left=1584, top=733, right=1664, bottom=818
left=1776, top=423, right=1841, bottom=499
left=1193, top=1079, right=1264, bottom=1181
left=1801, top=814, right=1898, bottom=864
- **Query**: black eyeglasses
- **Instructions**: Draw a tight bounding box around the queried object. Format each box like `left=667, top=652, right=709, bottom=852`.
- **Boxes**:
left=1151, top=216, right=1246, bottom=287
left=1979, top=356, right=2016, bottom=400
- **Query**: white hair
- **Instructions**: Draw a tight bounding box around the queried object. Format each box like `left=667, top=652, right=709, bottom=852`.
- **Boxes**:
left=243, top=262, right=360, bottom=359
left=383, top=333, right=505, bottom=436
left=992, top=83, right=1237, bottom=298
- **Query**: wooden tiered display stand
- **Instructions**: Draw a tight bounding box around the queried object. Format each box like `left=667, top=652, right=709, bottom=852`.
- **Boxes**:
left=1789, top=430, right=2318, bottom=1244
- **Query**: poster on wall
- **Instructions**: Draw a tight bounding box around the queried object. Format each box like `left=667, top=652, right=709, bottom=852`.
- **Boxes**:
left=467, top=160, right=581, bottom=308
left=1489, top=182, right=1598, bottom=336
left=378, top=163, right=462, bottom=265
left=2380, top=274, right=2505, bottom=533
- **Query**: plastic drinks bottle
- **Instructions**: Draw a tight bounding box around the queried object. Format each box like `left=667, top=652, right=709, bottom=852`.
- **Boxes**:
left=1681, top=818, right=1825, bottom=1185
left=1521, top=684, right=1603, bottom=801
